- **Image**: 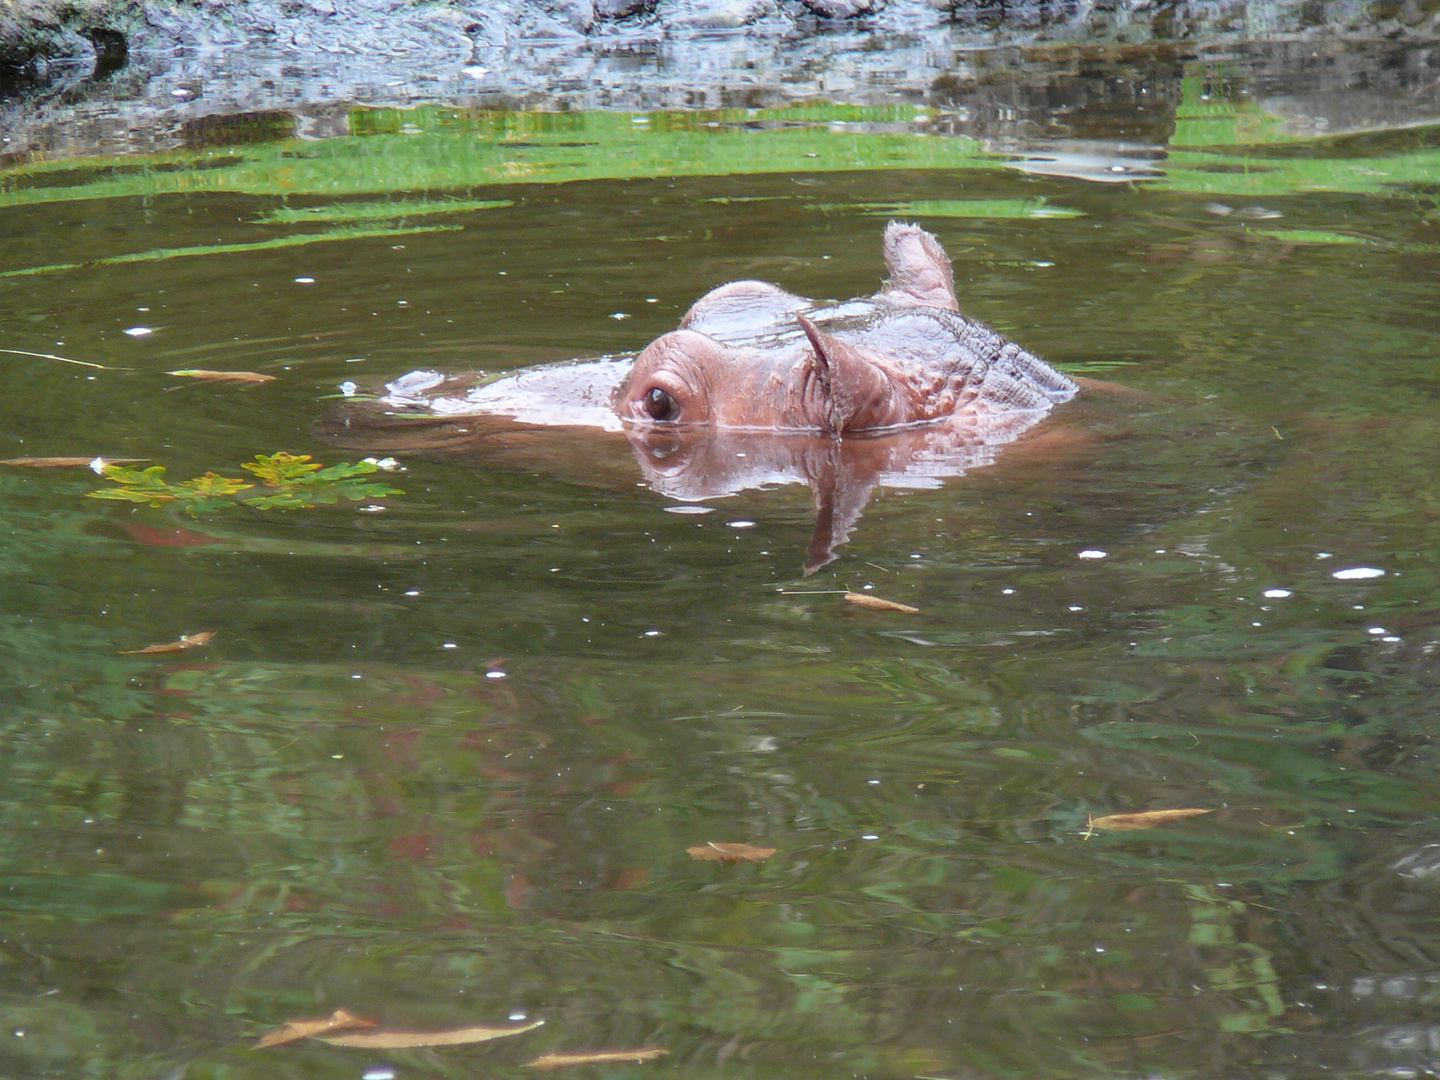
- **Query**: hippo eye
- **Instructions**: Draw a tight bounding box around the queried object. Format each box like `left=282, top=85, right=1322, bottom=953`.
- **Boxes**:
left=643, top=387, right=680, bottom=422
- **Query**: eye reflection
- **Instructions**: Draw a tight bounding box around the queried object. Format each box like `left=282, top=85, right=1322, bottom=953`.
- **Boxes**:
left=644, top=387, right=680, bottom=421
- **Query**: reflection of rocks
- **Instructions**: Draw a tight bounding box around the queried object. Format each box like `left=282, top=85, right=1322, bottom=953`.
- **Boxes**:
left=1247, top=39, right=1440, bottom=137
left=928, top=49, right=1189, bottom=145
left=1, top=0, right=1438, bottom=165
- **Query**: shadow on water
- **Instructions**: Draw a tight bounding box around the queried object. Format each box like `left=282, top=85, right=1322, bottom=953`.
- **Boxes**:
left=0, top=35, right=1439, bottom=1080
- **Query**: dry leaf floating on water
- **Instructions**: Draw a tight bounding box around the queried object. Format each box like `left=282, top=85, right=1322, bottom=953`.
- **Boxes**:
left=120, top=631, right=216, bottom=655
left=687, top=842, right=776, bottom=863
left=318, top=1018, right=545, bottom=1048
left=166, top=369, right=277, bottom=384
left=256, top=1009, right=376, bottom=1049
left=843, top=592, right=919, bottom=614
left=0, top=456, right=147, bottom=468
left=1089, top=808, right=1212, bottom=832
left=527, top=1048, right=669, bottom=1070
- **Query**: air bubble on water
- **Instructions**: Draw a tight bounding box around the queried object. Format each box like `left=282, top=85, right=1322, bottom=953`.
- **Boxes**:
left=123, top=326, right=153, bottom=337
left=1078, top=550, right=1107, bottom=559
left=664, top=505, right=712, bottom=515
left=1263, top=589, right=1292, bottom=598
left=726, top=520, right=756, bottom=529
left=1333, top=567, right=1384, bottom=580
left=294, top=277, right=315, bottom=284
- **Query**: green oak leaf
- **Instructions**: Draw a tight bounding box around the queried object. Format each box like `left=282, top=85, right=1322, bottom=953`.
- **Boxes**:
left=88, top=487, right=177, bottom=508
left=179, top=472, right=253, bottom=498
left=242, top=452, right=324, bottom=487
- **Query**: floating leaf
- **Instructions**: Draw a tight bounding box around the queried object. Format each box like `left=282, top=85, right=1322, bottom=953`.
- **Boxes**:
left=243, top=452, right=324, bottom=487
left=89, top=464, right=182, bottom=507
left=844, top=592, right=919, bottom=614
left=181, top=472, right=254, bottom=498
left=239, top=453, right=403, bottom=508
left=1088, top=808, right=1212, bottom=832
left=167, top=369, right=277, bottom=384
left=121, top=631, right=216, bottom=655
left=526, top=1048, right=669, bottom=1070
left=687, top=842, right=776, bottom=863
left=318, top=1018, right=544, bottom=1048
left=256, top=1009, right=376, bottom=1049
left=1, top=456, right=146, bottom=468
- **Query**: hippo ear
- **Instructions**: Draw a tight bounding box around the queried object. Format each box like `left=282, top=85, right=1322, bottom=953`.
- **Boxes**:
left=881, top=222, right=958, bottom=312
left=797, top=314, right=900, bottom=433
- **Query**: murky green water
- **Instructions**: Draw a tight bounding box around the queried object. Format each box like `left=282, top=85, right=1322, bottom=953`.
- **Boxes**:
left=2, top=91, right=1439, bottom=1080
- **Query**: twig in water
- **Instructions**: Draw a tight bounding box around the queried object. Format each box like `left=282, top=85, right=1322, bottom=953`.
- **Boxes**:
left=0, top=348, right=113, bottom=371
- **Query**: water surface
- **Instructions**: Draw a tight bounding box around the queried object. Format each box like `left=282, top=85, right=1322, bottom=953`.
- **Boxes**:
left=1, top=88, right=1439, bottom=1080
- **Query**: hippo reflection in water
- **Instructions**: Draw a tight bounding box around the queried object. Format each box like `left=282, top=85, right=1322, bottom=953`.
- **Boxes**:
left=320, top=224, right=1078, bottom=573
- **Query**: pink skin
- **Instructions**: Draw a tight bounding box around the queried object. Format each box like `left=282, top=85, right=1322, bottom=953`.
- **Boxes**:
left=615, top=330, right=830, bottom=432
left=612, top=223, right=1035, bottom=435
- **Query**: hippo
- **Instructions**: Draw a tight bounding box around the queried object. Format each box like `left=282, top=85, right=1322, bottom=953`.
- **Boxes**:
left=319, top=224, right=1079, bottom=572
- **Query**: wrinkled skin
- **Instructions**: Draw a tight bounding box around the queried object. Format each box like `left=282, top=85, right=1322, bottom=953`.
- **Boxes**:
left=316, top=224, right=1079, bottom=572
left=613, top=222, right=1075, bottom=433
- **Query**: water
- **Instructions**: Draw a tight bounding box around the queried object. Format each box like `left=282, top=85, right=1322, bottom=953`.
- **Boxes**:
left=1, top=82, right=1439, bottom=1080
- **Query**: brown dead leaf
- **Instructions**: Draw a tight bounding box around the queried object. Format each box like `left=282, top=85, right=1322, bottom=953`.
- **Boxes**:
left=527, top=1048, right=669, bottom=1070
left=1089, top=808, right=1212, bottom=832
left=120, top=631, right=216, bottom=655
left=843, top=592, right=919, bottom=614
left=318, top=1018, right=544, bottom=1048
left=167, top=369, right=277, bottom=384
left=256, top=1009, right=376, bottom=1049
left=687, top=842, right=776, bottom=863
left=0, top=456, right=146, bottom=468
